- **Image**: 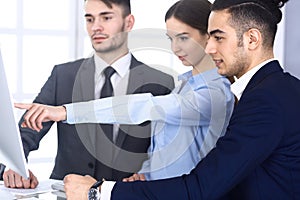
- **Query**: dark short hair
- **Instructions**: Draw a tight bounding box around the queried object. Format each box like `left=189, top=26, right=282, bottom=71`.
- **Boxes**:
left=165, top=0, right=212, bottom=35
left=211, top=0, right=289, bottom=48
left=85, top=0, right=131, bottom=17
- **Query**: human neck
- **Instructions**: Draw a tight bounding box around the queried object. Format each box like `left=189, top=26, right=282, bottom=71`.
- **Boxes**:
left=243, top=50, right=274, bottom=77
left=192, top=54, right=216, bottom=76
left=96, top=47, right=129, bottom=65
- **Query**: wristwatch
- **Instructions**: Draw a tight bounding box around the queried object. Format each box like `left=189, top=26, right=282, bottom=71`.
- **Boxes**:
left=88, top=180, right=104, bottom=200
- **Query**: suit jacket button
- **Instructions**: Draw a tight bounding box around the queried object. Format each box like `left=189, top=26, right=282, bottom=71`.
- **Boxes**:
left=88, top=162, right=94, bottom=169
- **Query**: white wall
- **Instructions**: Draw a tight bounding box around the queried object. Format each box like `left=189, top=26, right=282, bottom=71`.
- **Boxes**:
left=284, top=1, right=300, bottom=79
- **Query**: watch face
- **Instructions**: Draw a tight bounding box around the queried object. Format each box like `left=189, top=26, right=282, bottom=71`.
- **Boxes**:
left=88, top=188, right=100, bottom=200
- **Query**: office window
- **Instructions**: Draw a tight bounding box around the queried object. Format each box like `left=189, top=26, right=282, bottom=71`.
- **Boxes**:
left=23, top=0, right=70, bottom=30
left=22, top=35, right=70, bottom=93
left=0, top=34, right=18, bottom=91
left=0, top=0, right=86, bottom=180
left=0, top=1, right=17, bottom=29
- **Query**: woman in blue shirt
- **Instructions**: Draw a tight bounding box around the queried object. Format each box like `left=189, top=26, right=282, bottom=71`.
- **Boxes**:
left=17, top=0, right=234, bottom=181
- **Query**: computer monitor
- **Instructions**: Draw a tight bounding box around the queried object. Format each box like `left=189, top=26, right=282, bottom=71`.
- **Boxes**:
left=0, top=49, right=29, bottom=178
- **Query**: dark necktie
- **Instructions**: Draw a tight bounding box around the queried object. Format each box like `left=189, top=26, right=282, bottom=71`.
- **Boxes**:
left=100, top=66, right=116, bottom=142
left=94, top=67, right=116, bottom=180
left=100, top=66, right=116, bottom=98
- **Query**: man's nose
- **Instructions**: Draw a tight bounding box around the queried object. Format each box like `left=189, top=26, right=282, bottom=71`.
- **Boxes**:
left=91, top=19, right=104, bottom=32
left=205, top=39, right=216, bottom=55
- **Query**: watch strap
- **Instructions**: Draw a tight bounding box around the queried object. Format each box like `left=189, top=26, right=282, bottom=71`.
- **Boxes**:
left=91, top=180, right=104, bottom=189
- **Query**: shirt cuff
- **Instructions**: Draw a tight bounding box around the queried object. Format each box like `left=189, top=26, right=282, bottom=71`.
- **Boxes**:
left=63, top=103, right=74, bottom=124
left=101, top=181, right=116, bottom=200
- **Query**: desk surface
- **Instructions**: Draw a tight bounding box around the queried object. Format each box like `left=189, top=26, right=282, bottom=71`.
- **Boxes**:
left=16, top=191, right=66, bottom=199
left=12, top=191, right=66, bottom=200
left=0, top=180, right=66, bottom=199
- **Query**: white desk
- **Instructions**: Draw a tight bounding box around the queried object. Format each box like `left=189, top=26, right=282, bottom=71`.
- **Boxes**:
left=0, top=180, right=66, bottom=199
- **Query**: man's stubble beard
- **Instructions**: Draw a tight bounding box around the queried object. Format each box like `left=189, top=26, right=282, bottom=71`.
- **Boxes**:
left=226, top=44, right=249, bottom=78
left=93, top=24, right=127, bottom=55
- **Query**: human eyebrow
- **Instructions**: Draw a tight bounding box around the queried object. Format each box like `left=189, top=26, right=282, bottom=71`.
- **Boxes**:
left=84, top=14, right=93, bottom=18
left=208, top=29, right=225, bottom=36
left=84, top=11, right=114, bottom=18
left=175, top=32, right=189, bottom=37
left=98, top=11, right=114, bottom=16
left=165, top=32, right=189, bottom=40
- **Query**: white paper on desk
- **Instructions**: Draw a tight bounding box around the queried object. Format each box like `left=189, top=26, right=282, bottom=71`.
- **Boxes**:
left=0, top=179, right=59, bottom=197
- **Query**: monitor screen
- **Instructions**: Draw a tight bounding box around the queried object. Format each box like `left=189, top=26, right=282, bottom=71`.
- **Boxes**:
left=0, top=49, right=29, bottom=178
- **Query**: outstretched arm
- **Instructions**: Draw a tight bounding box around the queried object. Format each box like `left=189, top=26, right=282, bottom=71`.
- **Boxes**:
left=16, top=83, right=226, bottom=132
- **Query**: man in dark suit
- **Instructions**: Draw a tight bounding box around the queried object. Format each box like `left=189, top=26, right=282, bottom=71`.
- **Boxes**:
left=2, top=0, right=174, bottom=189
left=62, top=0, right=300, bottom=199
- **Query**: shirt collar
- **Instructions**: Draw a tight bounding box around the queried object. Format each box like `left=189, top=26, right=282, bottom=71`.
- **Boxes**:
left=231, top=58, right=276, bottom=100
left=94, top=52, right=131, bottom=78
left=110, top=52, right=131, bottom=78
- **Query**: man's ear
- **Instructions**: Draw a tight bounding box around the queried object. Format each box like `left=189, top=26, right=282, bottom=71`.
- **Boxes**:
left=125, top=14, right=135, bottom=32
left=246, top=28, right=261, bottom=50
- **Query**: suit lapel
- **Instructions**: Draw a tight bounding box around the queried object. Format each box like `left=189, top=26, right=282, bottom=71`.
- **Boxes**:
left=72, top=57, right=98, bottom=156
left=75, top=57, right=95, bottom=102
left=243, top=60, right=282, bottom=96
left=126, top=56, right=146, bottom=94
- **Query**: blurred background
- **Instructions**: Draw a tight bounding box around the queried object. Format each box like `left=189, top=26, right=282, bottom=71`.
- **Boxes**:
left=0, top=0, right=299, bottom=180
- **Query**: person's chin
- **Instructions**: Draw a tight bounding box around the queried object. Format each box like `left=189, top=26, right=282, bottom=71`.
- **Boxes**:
left=93, top=43, right=110, bottom=52
left=181, top=60, right=192, bottom=67
left=217, top=68, right=226, bottom=76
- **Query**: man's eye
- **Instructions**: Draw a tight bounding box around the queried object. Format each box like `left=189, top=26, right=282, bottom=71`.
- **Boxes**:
left=215, top=36, right=223, bottom=41
left=103, top=16, right=113, bottom=21
left=85, top=18, right=93, bottom=23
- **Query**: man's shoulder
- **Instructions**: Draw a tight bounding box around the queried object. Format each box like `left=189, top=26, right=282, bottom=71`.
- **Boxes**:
left=139, top=64, right=172, bottom=76
left=134, top=65, right=173, bottom=82
left=54, top=57, right=90, bottom=71
left=43, top=57, right=94, bottom=82
left=131, top=56, right=173, bottom=78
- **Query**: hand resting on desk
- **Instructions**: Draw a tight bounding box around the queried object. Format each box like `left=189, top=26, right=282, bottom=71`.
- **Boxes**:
left=3, top=169, right=38, bottom=189
left=64, top=174, right=97, bottom=200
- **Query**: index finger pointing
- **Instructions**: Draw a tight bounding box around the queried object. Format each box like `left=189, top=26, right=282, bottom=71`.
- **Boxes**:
left=14, top=103, right=33, bottom=110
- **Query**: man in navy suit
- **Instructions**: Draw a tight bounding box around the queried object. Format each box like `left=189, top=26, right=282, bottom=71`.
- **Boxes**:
left=62, top=0, right=300, bottom=199
left=2, top=0, right=174, bottom=189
